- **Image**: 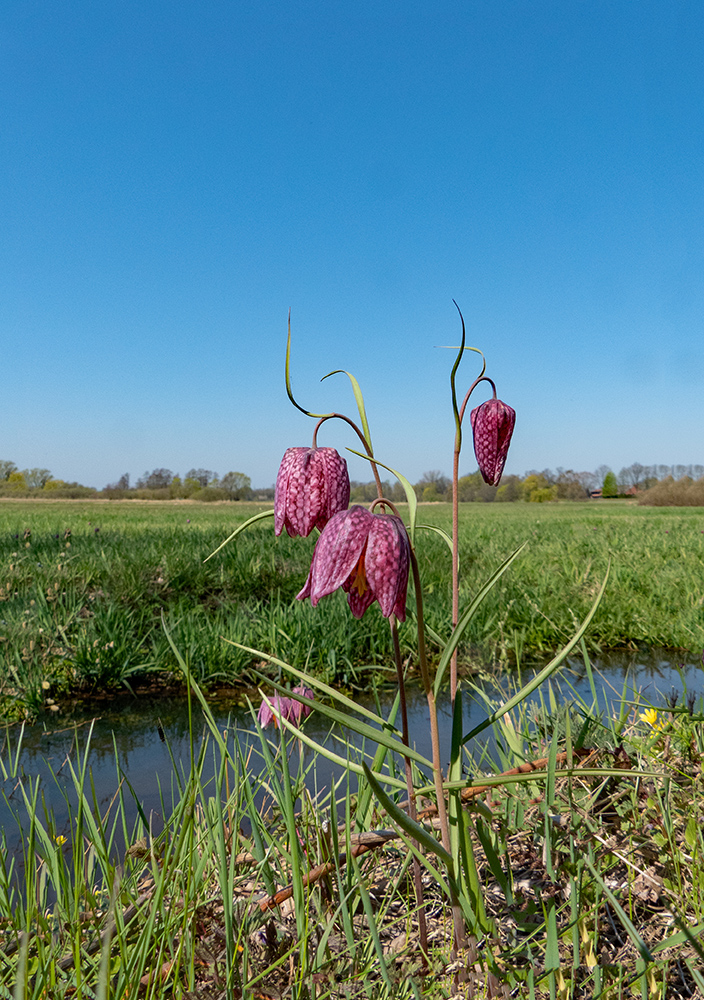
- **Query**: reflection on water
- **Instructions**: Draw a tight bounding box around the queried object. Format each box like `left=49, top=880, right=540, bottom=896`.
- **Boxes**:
left=1, top=650, right=703, bottom=864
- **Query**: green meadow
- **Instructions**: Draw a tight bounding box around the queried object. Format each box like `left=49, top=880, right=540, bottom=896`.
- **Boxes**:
left=3, top=499, right=704, bottom=997
left=2, top=499, right=704, bottom=718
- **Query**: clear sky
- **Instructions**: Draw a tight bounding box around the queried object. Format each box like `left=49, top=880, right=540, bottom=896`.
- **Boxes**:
left=2, top=1, right=703, bottom=489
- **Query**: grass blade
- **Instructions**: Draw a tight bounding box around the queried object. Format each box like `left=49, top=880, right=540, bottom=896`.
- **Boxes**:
left=462, top=562, right=610, bottom=742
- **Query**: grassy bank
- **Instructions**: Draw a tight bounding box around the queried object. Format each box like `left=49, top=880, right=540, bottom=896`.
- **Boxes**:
left=2, top=500, right=704, bottom=718
left=2, top=658, right=703, bottom=998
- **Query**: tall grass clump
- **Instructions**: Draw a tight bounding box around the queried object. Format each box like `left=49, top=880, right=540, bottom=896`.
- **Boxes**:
left=3, top=636, right=704, bottom=996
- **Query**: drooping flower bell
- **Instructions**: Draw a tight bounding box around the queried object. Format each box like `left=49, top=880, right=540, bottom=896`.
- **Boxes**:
left=470, top=398, right=516, bottom=486
left=257, top=684, right=315, bottom=728
left=275, top=447, right=350, bottom=537
left=297, top=504, right=410, bottom=620
left=257, top=693, right=288, bottom=729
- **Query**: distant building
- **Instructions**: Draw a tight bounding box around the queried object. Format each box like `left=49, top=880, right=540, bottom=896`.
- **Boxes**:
left=590, top=489, right=603, bottom=499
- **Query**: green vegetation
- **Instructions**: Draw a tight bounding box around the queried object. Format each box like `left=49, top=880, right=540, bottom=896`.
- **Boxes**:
left=602, top=471, right=618, bottom=498
left=2, top=652, right=703, bottom=997
left=2, top=499, right=704, bottom=720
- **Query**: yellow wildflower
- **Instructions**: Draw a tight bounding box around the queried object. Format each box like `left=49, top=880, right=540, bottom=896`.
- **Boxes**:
left=639, top=707, right=665, bottom=731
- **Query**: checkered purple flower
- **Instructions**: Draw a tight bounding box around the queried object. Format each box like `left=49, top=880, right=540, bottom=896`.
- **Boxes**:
left=275, top=447, right=350, bottom=537
left=297, top=505, right=410, bottom=621
left=470, top=398, right=516, bottom=486
left=257, top=684, right=315, bottom=729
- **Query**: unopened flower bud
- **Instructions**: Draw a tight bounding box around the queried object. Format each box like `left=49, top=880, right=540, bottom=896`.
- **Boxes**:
left=470, top=398, right=515, bottom=486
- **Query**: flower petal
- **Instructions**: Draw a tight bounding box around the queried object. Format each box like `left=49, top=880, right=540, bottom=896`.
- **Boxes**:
left=363, top=514, right=410, bottom=619
left=470, top=399, right=516, bottom=486
left=317, top=448, right=351, bottom=530
left=274, top=448, right=299, bottom=536
left=296, top=505, right=372, bottom=607
left=275, top=447, right=350, bottom=537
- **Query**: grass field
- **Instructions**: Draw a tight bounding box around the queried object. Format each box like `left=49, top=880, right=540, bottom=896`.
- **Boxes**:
left=3, top=499, right=704, bottom=996
left=2, top=499, right=704, bottom=718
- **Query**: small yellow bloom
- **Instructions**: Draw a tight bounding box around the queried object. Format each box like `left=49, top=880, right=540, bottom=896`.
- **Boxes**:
left=639, top=707, right=665, bottom=731
left=55, top=835, right=67, bottom=846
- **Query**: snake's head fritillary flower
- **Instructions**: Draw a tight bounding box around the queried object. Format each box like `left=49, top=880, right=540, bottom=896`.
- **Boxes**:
left=470, top=398, right=516, bottom=486
left=289, top=684, right=315, bottom=724
left=257, top=685, right=315, bottom=728
left=257, top=693, right=288, bottom=729
left=275, top=447, right=350, bottom=537
left=297, top=505, right=410, bottom=621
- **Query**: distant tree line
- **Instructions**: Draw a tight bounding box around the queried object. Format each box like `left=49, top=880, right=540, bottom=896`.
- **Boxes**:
left=103, top=469, right=254, bottom=500
left=4, top=457, right=704, bottom=504
left=0, top=460, right=95, bottom=498
left=352, top=463, right=704, bottom=504
left=0, top=461, right=257, bottom=501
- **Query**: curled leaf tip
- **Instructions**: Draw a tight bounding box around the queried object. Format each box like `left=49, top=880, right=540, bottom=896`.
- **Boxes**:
left=284, top=312, right=334, bottom=419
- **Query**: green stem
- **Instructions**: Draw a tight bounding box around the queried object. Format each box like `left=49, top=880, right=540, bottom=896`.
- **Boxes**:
left=390, top=618, right=428, bottom=960
left=312, top=413, right=385, bottom=502
left=409, top=548, right=467, bottom=954
left=450, top=373, right=496, bottom=706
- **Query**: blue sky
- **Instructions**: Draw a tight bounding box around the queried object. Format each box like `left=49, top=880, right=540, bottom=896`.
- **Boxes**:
left=2, top=1, right=703, bottom=489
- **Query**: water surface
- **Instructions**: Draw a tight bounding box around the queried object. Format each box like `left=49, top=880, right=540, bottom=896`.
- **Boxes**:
left=2, top=649, right=703, bottom=867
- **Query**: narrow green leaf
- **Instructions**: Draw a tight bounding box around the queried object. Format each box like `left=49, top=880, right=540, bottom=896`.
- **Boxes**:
left=544, top=900, right=560, bottom=971
left=355, top=691, right=400, bottom=830
left=446, top=301, right=486, bottom=451
left=475, top=815, right=512, bottom=904
left=650, top=918, right=704, bottom=956
left=350, top=855, right=394, bottom=988
left=414, top=766, right=664, bottom=798
left=449, top=300, right=467, bottom=449
left=687, top=959, right=704, bottom=992
left=547, top=727, right=559, bottom=810
left=462, top=562, right=610, bottom=743
left=448, top=690, right=464, bottom=875
left=417, top=522, right=454, bottom=559
left=393, top=826, right=452, bottom=897
left=344, top=448, right=418, bottom=542
left=204, top=508, right=275, bottom=562
left=434, top=542, right=528, bottom=696
left=361, top=762, right=453, bottom=867
left=685, top=815, right=698, bottom=850
left=584, top=857, right=654, bottom=963
left=227, top=643, right=391, bottom=729
left=259, top=709, right=408, bottom=792
left=321, top=369, right=373, bottom=452
left=285, top=310, right=333, bottom=419
left=254, top=673, right=433, bottom=768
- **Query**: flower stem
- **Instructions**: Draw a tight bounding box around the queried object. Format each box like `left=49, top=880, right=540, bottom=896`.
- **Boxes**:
left=409, top=548, right=467, bottom=954
left=390, top=618, right=428, bottom=960
left=450, top=373, right=496, bottom=706
left=312, top=413, right=385, bottom=500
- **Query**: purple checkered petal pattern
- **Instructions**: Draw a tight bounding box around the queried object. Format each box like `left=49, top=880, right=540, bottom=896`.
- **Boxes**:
left=470, top=398, right=516, bottom=487
left=274, top=447, right=350, bottom=537
left=362, top=514, right=410, bottom=620
left=297, top=505, right=371, bottom=606
left=297, top=505, right=410, bottom=621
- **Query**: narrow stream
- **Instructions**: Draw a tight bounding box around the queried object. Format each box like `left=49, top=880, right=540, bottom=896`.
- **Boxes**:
left=1, top=649, right=703, bottom=870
